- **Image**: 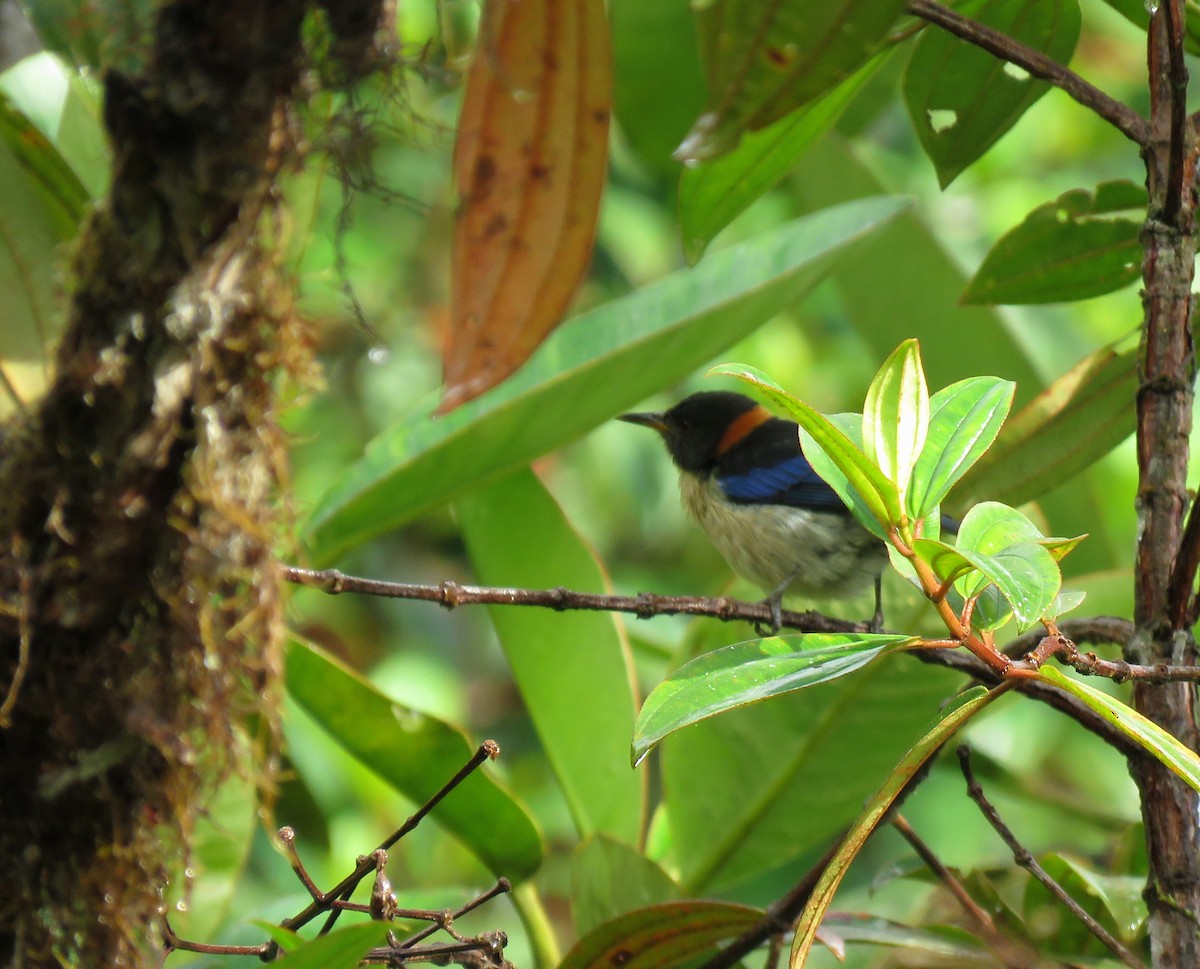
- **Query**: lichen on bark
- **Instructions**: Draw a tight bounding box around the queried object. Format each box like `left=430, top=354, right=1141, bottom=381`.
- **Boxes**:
left=0, top=0, right=392, bottom=964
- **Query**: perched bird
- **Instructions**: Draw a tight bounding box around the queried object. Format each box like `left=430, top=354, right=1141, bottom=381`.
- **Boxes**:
left=620, top=390, right=888, bottom=632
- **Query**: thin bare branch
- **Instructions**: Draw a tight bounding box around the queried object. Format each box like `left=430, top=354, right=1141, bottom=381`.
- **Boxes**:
left=907, top=0, right=1150, bottom=145
left=958, top=747, right=1148, bottom=969
left=283, top=566, right=865, bottom=634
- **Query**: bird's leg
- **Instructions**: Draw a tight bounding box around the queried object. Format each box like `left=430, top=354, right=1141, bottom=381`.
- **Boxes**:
left=868, top=575, right=884, bottom=633
left=756, top=572, right=798, bottom=637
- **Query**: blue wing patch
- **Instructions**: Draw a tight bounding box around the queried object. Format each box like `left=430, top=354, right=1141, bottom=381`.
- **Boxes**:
left=718, top=455, right=846, bottom=511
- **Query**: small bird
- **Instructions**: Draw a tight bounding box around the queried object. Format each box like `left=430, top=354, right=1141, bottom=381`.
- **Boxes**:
left=620, top=390, right=888, bottom=632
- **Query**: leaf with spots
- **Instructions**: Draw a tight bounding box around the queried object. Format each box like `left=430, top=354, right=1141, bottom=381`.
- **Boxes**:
left=558, top=901, right=762, bottom=969
left=903, top=0, right=1081, bottom=187
left=677, top=0, right=909, bottom=162
left=441, top=0, right=612, bottom=412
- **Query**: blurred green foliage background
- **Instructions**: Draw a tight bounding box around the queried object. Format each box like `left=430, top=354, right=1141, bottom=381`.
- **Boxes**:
left=0, top=0, right=1171, bottom=964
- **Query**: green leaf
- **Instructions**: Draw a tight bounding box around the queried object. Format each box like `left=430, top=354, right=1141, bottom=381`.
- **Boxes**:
left=1038, top=667, right=1200, bottom=794
left=710, top=364, right=901, bottom=532
left=903, top=0, right=1081, bottom=188
left=678, top=0, right=909, bottom=161
left=954, top=541, right=1061, bottom=631
left=1036, top=853, right=1147, bottom=943
left=820, top=915, right=993, bottom=964
left=963, top=183, right=1144, bottom=304
left=456, top=469, right=645, bottom=844
left=678, top=60, right=879, bottom=263
left=303, top=196, right=909, bottom=564
left=634, top=633, right=912, bottom=764
left=1046, top=588, right=1087, bottom=620
left=661, top=634, right=963, bottom=891
left=862, top=339, right=928, bottom=502
left=278, top=923, right=389, bottom=969
left=953, top=343, right=1136, bottom=511
left=285, top=638, right=543, bottom=881
left=909, top=377, right=1015, bottom=519
left=572, top=835, right=681, bottom=936
left=1097, top=0, right=1200, bottom=58
left=0, top=95, right=82, bottom=413
left=912, top=538, right=975, bottom=585
left=611, top=0, right=706, bottom=177
left=953, top=503, right=1060, bottom=629
left=790, top=685, right=1008, bottom=968
left=559, top=901, right=762, bottom=969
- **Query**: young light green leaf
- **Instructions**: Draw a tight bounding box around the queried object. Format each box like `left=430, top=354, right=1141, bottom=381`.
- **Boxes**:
left=678, top=0, right=909, bottom=161
left=632, top=634, right=913, bottom=764
left=912, top=538, right=975, bottom=585
left=863, top=339, right=929, bottom=501
left=956, top=501, right=1045, bottom=554
left=1045, top=588, right=1087, bottom=620
left=1038, top=667, right=1200, bottom=794
left=303, top=196, right=909, bottom=564
left=790, top=685, right=1009, bottom=967
left=953, top=343, right=1136, bottom=510
left=709, top=364, right=901, bottom=532
left=909, top=377, right=1015, bottom=518
left=953, top=542, right=1061, bottom=630
left=963, top=182, right=1144, bottom=304
left=679, top=60, right=880, bottom=263
left=285, top=638, right=543, bottom=880
left=903, top=0, right=1081, bottom=188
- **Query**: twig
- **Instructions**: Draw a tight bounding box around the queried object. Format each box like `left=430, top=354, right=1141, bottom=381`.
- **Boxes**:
left=283, top=566, right=865, bottom=634
left=1021, top=624, right=1200, bottom=684
left=0, top=541, right=32, bottom=727
left=907, top=0, right=1150, bottom=145
left=1167, top=493, right=1200, bottom=627
left=957, top=747, right=1148, bottom=969
left=284, top=566, right=1200, bottom=683
left=891, top=815, right=1042, bottom=968
left=164, top=742, right=510, bottom=963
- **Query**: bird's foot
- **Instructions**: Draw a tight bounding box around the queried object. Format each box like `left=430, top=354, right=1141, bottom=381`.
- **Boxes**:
left=754, top=592, right=784, bottom=637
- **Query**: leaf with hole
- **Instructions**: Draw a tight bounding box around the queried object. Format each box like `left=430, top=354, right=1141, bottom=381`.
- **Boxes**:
left=903, top=0, right=1081, bottom=187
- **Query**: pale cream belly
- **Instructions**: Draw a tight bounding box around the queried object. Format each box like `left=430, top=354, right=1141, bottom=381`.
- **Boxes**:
left=679, top=474, right=885, bottom=598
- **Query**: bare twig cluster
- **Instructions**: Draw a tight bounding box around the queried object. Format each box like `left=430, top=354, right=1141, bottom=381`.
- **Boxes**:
left=162, top=742, right=513, bottom=967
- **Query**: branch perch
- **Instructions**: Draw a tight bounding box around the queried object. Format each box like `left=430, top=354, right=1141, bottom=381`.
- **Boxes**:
left=907, top=0, right=1150, bottom=145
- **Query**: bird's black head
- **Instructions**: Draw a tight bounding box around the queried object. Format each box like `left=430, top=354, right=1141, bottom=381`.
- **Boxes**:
left=619, top=391, right=766, bottom=473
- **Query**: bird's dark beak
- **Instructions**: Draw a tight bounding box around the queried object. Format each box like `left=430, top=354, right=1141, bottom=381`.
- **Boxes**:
left=618, top=411, right=668, bottom=435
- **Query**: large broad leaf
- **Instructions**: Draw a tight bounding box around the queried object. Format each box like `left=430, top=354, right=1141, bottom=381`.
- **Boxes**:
left=790, top=686, right=1008, bottom=968
left=572, top=835, right=681, bottom=936
left=456, top=469, right=645, bottom=844
left=908, top=377, right=1014, bottom=519
left=633, top=633, right=912, bottom=763
left=1038, top=667, right=1200, bottom=794
left=953, top=344, right=1136, bottom=511
left=678, top=60, right=879, bottom=264
left=303, top=195, right=909, bottom=564
left=677, top=0, right=909, bottom=161
left=903, top=0, right=1082, bottom=187
left=610, top=0, right=706, bottom=177
left=443, top=0, right=612, bottom=411
left=660, top=637, right=963, bottom=892
left=285, top=638, right=543, bottom=881
left=559, top=901, right=762, bottom=969
left=963, top=182, right=1145, bottom=304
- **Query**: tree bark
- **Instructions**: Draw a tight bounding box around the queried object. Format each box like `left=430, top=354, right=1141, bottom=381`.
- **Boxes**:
left=0, top=1, right=388, bottom=964
left=1130, top=2, right=1200, bottom=965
